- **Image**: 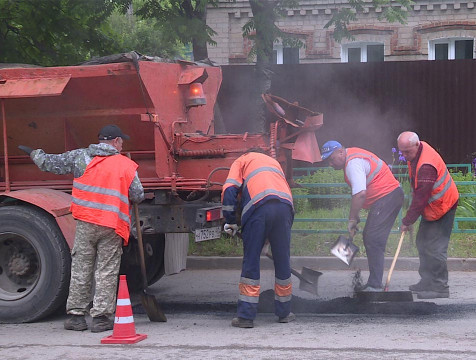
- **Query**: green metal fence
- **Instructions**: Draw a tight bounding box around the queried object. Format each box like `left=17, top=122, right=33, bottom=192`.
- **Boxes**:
left=292, top=165, right=476, bottom=235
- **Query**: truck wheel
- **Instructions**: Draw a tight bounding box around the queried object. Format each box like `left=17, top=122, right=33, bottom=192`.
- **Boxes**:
left=0, top=206, right=71, bottom=323
left=120, top=234, right=165, bottom=292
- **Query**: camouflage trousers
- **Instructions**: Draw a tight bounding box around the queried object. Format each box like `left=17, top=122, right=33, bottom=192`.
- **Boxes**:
left=67, top=220, right=123, bottom=318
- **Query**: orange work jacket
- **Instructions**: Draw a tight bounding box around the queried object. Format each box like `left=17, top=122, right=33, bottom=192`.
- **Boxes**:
left=70, top=154, right=138, bottom=244
left=222, top=152, right=293, bottom=225
left=408, top=141, right=459, bottom=221
left=344, top=148, right=400, bottom=209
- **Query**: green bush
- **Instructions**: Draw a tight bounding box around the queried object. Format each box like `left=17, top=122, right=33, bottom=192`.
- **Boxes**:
left=295, top=168, right=350, bottom=209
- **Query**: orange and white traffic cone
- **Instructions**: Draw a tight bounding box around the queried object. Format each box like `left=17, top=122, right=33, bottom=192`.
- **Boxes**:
left=101, top=275, right=147, bottom=344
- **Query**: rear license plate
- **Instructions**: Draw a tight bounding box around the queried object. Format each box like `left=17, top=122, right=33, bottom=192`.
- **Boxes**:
left=194, top=226, right=221, bottom=242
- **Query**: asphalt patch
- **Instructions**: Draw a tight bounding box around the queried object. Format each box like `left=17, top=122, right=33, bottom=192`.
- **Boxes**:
left=134, top=289, right=442, bottom=316
left=258, top=289, right=438, bottom=315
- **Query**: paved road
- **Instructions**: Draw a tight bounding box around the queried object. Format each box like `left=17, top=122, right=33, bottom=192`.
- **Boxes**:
left=2, top=267, right=476, bottom=359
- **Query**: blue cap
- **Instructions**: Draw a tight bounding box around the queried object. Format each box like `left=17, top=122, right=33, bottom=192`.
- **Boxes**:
left=321, top=140, right=342, bottom=160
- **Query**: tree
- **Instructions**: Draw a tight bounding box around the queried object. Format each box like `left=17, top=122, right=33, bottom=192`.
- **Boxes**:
left=326, top=0, right=415, bottom=42
left=134, top=0, right=219, bottom=61
left=108, top=3, right=187, bottom=59
left=0, top=0, right=130, bottom=66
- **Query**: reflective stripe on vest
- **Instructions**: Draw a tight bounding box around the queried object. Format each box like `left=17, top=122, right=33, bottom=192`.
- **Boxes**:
left=409, top=142, right=459, bottom=221
left=346, top=151, right=383, bottom=186
left=344, top=148, right=399, bottom=209
left=72, top=181, right=131, bottom=224
left=242, top=189, right=293, bottom=219
left=222, top=152, right=293, bottom=223
left=71, top=154, right=137, bottom=243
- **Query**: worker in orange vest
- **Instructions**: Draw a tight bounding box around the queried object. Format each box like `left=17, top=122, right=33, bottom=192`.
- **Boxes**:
left=19, top=124, right=144, bottom=332
left=398, top=131, right=459, bottom=299
left=222, top=150, right=295, bottom=328
left=321, top=141, right=404, bottom=291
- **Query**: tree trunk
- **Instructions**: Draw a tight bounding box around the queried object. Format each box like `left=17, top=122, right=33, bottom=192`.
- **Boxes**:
left=248, top=0, right=276, bottom=133
left=191, top=2, right=209, bottom=61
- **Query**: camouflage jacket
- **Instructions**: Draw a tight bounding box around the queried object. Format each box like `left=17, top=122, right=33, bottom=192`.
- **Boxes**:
left=30, top=143, right=144, bottom=203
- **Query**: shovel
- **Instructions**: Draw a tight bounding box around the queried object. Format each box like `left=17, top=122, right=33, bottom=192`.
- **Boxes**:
left=133, top=202, right=168, bottom=321
left=355, top=231, right=413, bottom=303
left=263, top=243, right=322, bottom=296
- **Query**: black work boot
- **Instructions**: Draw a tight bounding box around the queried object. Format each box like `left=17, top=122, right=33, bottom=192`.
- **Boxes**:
left=231, top=317, right=254, bottom=328
left=64, top=315, right=88, bottom=331
left=91, top=315, right=114, bottom=333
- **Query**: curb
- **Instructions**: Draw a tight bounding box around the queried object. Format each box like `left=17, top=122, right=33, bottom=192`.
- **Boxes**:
left=186, top=256, right=476, bottom=272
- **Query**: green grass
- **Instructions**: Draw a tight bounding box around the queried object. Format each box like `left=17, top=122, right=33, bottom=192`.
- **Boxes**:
left=189, top=205, right=476, bottom=258
left=189, top=168, right=476, bottom=257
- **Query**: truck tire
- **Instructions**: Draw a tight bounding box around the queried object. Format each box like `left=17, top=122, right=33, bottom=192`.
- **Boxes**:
left=120, top=234, right=165, bottom=292
left=0, top=206, right=71, bottom=323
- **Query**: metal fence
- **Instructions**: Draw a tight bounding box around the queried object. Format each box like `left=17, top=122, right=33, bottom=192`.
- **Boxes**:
left=292, top=164, right=476, bottom=235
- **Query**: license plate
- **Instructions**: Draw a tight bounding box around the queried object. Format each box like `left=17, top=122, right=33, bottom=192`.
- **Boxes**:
left=194, top=226, right=221, bottom=242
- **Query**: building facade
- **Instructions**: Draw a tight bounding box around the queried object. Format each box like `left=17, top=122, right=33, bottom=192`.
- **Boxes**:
left=206, top=0, right=476, bottom=65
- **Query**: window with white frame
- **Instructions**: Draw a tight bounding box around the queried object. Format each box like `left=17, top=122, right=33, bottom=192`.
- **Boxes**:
left=273, top=44, right=300, bottom=64
left=341, top=42, right=384, bottom=63
left=429, top=38, right=474, bottom=60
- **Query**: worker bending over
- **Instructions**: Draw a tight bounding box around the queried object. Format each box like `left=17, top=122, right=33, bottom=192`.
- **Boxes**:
left=222, top=150, right=295, bottom=328
left=321, top=141, right=404, bottom=291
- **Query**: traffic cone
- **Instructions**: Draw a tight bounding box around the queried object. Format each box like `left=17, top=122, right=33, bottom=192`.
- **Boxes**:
left=101, top=275, right=147, bottom=344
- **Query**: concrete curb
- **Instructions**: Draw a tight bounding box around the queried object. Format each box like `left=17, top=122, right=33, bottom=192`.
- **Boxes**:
left=186, top=256, right=476, bottom=272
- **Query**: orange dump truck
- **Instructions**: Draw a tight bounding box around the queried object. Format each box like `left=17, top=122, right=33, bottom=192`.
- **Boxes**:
left=0, top=52, right=322, bottom=323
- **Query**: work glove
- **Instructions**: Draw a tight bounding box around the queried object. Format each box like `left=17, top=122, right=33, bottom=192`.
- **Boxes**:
left=223, top=223, right=239, bottom=236
left=347, top=219, right=359, bottom=238
left=18, top=145, right=33, bottom=155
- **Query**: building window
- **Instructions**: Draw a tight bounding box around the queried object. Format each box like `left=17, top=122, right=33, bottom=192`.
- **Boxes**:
left=429, top=38, right=474, bottom=60
left=273, top=45, right=300, bottom=64
left=341, top=43, right=384, bottom=63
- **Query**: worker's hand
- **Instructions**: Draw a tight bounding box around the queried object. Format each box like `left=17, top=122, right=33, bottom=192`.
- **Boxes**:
left=223, top=223, right=239, bottom=236
left=400, top=224, right=413, bottom=234
left=347, top=219, right=359, bottom=238
left=18, top=145, right=33, bottom=155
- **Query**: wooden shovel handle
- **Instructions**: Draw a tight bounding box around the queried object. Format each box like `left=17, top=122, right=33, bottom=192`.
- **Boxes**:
left=384, top=231, right=405, bottom=292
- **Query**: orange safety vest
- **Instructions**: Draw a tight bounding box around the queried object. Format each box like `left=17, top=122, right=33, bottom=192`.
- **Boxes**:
left=70, top=154, right=138, bottom=244
left=408, top=141, right=459, bottom=221
left=222, top=152, right=293, bottom=223
left=344, top=148, right=400, bottom=209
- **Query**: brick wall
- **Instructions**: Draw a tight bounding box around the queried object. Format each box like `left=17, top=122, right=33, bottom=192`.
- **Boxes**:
left=206, top=0, right=476, bottom=64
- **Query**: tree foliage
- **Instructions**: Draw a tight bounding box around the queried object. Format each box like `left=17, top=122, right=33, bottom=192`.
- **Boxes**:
left=325, top=0, right=415, bottom=42
left=134, top=0, right=219, bottom=61
left=0, top=0, right=131, bottom=66
left=108, top=5, right=187, bottom=59
left=243, top=0, right=300, bottom=65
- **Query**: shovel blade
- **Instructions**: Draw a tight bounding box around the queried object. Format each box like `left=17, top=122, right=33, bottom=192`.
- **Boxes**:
left=141, top=292, right=167, bottom=322
left=331, top=235, right=359, bottom=266
left=297, top=267, right=322, bottom=296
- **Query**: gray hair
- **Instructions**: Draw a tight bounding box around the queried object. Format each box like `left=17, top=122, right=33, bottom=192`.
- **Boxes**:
left=397, top=131, right=420, bottom=145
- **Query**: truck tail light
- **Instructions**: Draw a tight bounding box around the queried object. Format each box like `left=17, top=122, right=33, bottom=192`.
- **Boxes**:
left=186, top=83, right=206, bottom=107
left=206, top=208, right=222, bottom=222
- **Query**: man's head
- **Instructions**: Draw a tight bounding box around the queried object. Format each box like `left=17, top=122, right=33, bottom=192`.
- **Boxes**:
left=321, top=140, right=346, bottom=170
left=397, top=131, right=420, bottom=162
left=98, top=124, right=130, bottom=152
